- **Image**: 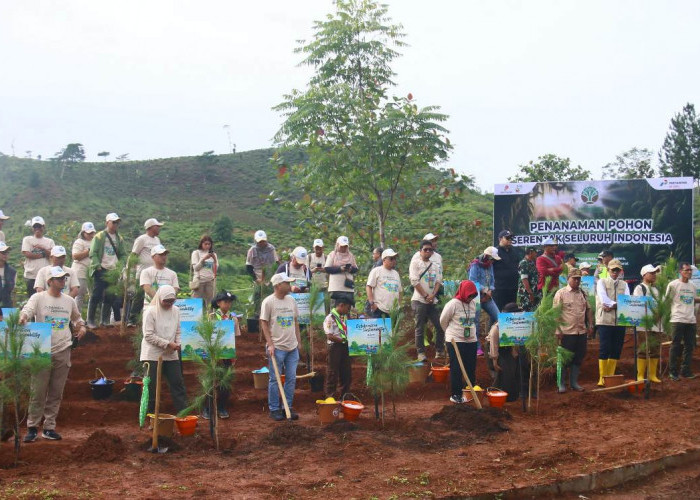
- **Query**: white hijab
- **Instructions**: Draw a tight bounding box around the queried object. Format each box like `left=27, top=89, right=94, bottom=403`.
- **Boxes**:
left=152, top=285, right=178, bottom=333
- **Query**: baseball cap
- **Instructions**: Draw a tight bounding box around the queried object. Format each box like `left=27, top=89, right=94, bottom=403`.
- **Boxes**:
left=607, top=259, right=623, bottom=271
left=81, top=222, right=96, bottom=233
left=270, top=272, right=295, bottom=286
left=48, top=266, right=69, bottom=279
left=381, top=248, right=398, bottom=259
left=598, top=250, right=613, bottom=258
left=483, top=246, right=501, bottom=260
left=151, top=244, right=168, bottom=256
left=337, top=236, right=349, bottom=247
left=423, top=233, right=438, bottom=241
left=569, top=268, right=583, bottom=278
left=0, top=210, right=9, bottom=220
left=50, top=246, right=67, bottom=257
left=525, top=246, right=538, bottom=253
left=313, top=238, right=324, bottom=248
left=254, top=230, right=268, bottom=242
left=106, top=213, right=121, bottom=222
left=564, top=253, right=579, bottom=261
left=640, top=264, right=661, bottom=276
left=144, top=218, right=164, bottom=229
left=579, top=262, right=592, bottom=270
left=292, top=246, right=308, bottom=262
left=498, top=230, right=513, bottom=239
left=541, top=237, right=557, bottom=246
left=0, top=241, right=10, bottom=252
left=31, top=216, right=45, bottom=226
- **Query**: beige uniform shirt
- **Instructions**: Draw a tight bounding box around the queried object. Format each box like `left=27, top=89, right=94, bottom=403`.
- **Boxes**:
left=35, top=265, right=80, bottom=295
left=140, top=267, right=180, bottom=306
left=667, top=279, right=697, bottom=324
left=71, top=238, right=92, bottom=280
left=21, top=291, right=83, bottom=354
left=409, top=258, right=442, bottom=304
left=553, top=285, right=589, bottom=335
left=260, top=294, right=299, bottom=351
left=21, top=235, right=55, bottom=278
left=366, top=266, right=401, bottom=313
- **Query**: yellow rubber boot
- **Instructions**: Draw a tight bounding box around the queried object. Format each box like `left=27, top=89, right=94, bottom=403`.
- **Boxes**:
left=597, top=359, right=606, bottom=386
left=648, top=358, right=662, bottom=383
left=636, top=358, right=647, bottom=381
left=607, top=359, right=618, bottom=377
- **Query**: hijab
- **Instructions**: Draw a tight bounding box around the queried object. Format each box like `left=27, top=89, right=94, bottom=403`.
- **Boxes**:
left=454, top=280, right=478, bottom=303
left=330, top=237, right=357, bottom=268
left=152, top=285, right=178, bottom=333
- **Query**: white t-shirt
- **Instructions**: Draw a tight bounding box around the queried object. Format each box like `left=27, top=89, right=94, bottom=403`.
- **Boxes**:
left=35, top=265, right=80, bottom=295
left=21, top=291, right=82, bottom=354
left=191, top=249, right=216, bottom=283
left=307, top=253, right=328, bottom=288
left=410, top=250, right=443, bottom=269
left=71, top=238, right=92, bottom=280
left=140, top=267, right=180, bottom=306
left=101, top=233, right=119, bottom=270
left=21, top=235, right=55, bottom=279
left=0, top=230, right=5, bottom=242
left=366, top=266, right=401, bottom=313
left=132, top=234, right=161, bottom=275
left=440, top=298, right=478, bottom=343
left=667, top=279, right=697, bottom=324
left=324, top=252, right=356, bottom=293
left=409, top=258, right=442, bottom=304
left=260, top=294, right=299, bottom=351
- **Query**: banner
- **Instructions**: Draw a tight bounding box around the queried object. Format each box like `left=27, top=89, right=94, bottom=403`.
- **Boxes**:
left=1, top=308, right=17, bottom=319
left=616, top=295, right=654, bottom=327
left=347, top=318, right=391, bottom=356
left=290, top=292, right=326, bottom=325
left=0, top=322, right=52, bottom=357
left=175, top=298, right=203, bottom=322
left=180, top=320, right=236, bottom=360
left=497, top=312, right=535, bottom=346
left=493, top=178, right=694, bottom=279
left=690, top=269, right=700, bottom=297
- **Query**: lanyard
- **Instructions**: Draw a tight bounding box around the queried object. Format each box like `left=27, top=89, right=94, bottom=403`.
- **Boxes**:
left=331, top=308, right=347, bottom=340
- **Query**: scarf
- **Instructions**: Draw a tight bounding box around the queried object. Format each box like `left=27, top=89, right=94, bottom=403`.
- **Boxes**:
left=330, top=238, right=356, bottom=268
left=152, top=285, right=178, bottom=334
left=454, top=280, right=477, bottom=303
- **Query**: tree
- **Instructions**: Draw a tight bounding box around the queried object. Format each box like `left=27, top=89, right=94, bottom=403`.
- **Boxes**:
left=602, top=148, right=655, bottom=179
left=197, top=151, right=219, bottom=185
left=97, top=151, right=110, bottom=161
left=52, top=143, right=86, bottom=179
left=273, top=0, right=463, bottom=248
left=115, top=153, right=130, bottom=162
left=659, top=103, right=700, bottom=182
left=211, top=216, right=233, bottom=243
left=508, top=154, right=591, bottom=183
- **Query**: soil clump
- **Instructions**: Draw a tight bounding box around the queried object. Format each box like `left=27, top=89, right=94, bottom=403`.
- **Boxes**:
left=73, top=431, right=126, bottom=462
left=430, top=404, right=511, bottom=433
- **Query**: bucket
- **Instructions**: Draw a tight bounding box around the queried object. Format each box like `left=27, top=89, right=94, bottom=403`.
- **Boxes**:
left=316, top=398, right=340, bottom=424
left=309, top=373, right=325, bottom=392
left=626, top=379, right=645, bottom=394
left=463, top=385, right=484, bottom=404
left=252, top=371, right=268, bottom=390
left=89, top=368, right=115, bottom=400
left=486, top=387, right=508, bottom=408
left=430, top=363, right=450, bottom=383
left=604, top=374, right=625, bottom=387
left=247, top=317, right=259, bottom=333
left=175, top=415, right=198, bottom=436
left=147, top=413, right=176, bottom=438
left=124, top=378, right=143, bottom=402
left=340, top=393, right=364, bottom=422
left=408, top=363, right=429, bottom=384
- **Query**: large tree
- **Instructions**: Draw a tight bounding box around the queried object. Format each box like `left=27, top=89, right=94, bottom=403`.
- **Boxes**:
left=273, top=0, right=463, bottom=248
left=602, top=147, right=655, bottom=180
left=508, top=154, right=591, bottom=183
left=52, top=143, right=86, bottom=179
left=659, top=103, right=700, bottom=182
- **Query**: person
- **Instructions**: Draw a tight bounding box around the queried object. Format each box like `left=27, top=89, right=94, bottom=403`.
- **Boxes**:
left=277, top=246, right=310, bottom=293
left=595, top=259, right=629, bottom=386
left=70, top=222, right=96, bottom=312
left=140, top=285, right=187, bottom=414
left=536, top=238, right=563, bottom=293
left=21, top=216, right=55, bottom=298
left=633, top=264, right=663, bottom=383
left=205, top=290, right=239, bottom=419
left=492, top=230, right=519, bottom=310
left=579, top=262, right=592, bottom=276
left=0, top=209, right=10, bottom=243
left=564, top=253, right=579, bottom=272
left=88, top=213, right=126, bottom=328
left=440, top=280, right=479, bottom=404
left=140, top=245, right=180, bottom=307
left=129, top=218, right=164, bottom=325
left=191, top=235, right=218, bottom=306
left=594, top=250, right=614, bottom=282
left=468, top=246, right=501, bottom=326
left=410, top=232, right=443, bottom=269
left=21, top=266, right=86, bottom=442
left=553, top=268, right=593, bottom=393
left=307, top=239, right=328, bottom=290
left=371, top=247, right=383, bottom=269
left=34, top=246, right=79, bottom=297
left=246, top=230, right=280, bottom=283
left=517, top=246, right=540, bottom=312
left=486, top=302, right=526, bottom=401
left=410, top=239, right=445, bottom=361
left=324, top=236, right=358, bottom=303
left=323, top=294, right=353, bottom=399
left=366, top=248, right=401, bottom=318
left=260, top=273, right=302, bottom=421
left=0, top=241, right=16, bottom=308
left=667, top=262, right=700, bottom=381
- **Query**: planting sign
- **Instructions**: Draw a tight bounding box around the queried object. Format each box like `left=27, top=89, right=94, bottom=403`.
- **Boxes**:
left=291, top=292, right=326, bottom=325
left=689, top=269, right=700, bottom=297
left=175, top=298, right=203, bottom=322
left=347, top=317, right=391, bottom=356
left=497, top=312, right=535, bottom=346
left=0, top=322, right=52, bottom=357
left=180, top=320, right=236, bottom=361
left=616, top=295, right=654, bottom=327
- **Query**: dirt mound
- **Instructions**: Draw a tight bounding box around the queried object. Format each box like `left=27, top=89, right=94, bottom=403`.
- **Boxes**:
left=430, top=405, right=511, bottom=434
left=73, top=431, right=126, bottom=462
left=579, top=392, right=625, bottom=413
left=77, top=331, right=100, bottom=345
left=263, top=423, right=320, bottom=446
left=529, top=446, right=583, bottom=468
left=139, top=436, right=182, bottom=452
left=324, top=420, right=358, bottom=433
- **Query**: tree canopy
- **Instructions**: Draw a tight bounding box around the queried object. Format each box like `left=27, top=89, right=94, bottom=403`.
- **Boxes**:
left=508, top=154, right=591, bottom=183
left=659, top=103, right=700, bottom=182
left=602, top=148, right=655, bottom=180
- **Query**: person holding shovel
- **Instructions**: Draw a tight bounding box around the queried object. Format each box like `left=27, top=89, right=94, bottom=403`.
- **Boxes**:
left=260, top=272, right=302, bottom=421
left=595, top=259, right=629, bottom=386
left=323, top=294, right=353, bottom=399
left=633, top=264, right=663, bottom=383
left=440, top=280, right=479, bottom=404
left=204, top=290, right=239, bottom=419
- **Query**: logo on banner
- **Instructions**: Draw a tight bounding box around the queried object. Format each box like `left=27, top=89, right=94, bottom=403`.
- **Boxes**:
left=580, top=186, right=599, bottom=204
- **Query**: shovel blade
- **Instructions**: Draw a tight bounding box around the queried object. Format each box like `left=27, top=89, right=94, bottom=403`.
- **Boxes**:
left=149, top=446, right=168, bottom=453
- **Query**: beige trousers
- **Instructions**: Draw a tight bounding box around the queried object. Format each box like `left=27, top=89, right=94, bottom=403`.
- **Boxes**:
left=192, top=280, right=216, bottom=308
left=28, top=347, right=71, bottom=430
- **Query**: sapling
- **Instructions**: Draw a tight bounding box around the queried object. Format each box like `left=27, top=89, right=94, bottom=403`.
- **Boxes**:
left=305, top=283, right=325, bottom=373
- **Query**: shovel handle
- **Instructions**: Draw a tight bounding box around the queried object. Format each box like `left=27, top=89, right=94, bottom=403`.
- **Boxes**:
left=95, top=368, right=107, bottom=380
left=451, top=339, right=482, bottom=409
left=152, top=356, right=163, bottom=450
left=270, top=351, right=291, bottom=420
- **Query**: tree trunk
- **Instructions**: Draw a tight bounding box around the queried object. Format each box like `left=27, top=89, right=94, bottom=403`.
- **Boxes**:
left=377, top=214, right=386, bottom=250
left=13, top=394, right=20, bottom=466
left=213, top=384, right=219, bottom=451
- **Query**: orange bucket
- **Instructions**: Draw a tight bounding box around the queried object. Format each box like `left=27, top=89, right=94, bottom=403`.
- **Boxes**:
left=430, top=363, right=450, bottom=383
left=463, top=385, right=484, bottom=404
left=340, top=393, right=364, bottom=422
left=486, top=387, right=508, bottom=408
left=626, top=379, right=645, bottom=394
left=175, top=415, right=198, bottom=436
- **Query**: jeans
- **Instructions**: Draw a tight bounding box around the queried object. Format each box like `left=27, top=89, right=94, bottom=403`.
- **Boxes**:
left=411, top=300, right=445, bottom=354
left=268, top=347, right=299, bottom=412
left=447, top=341, right=477, bottom=397
left=598, top=325, right=625, bottom=360
left=670, top=322, right=696, bottom=377
left=88, top=269, right=121, bottom=325
left=75, top=277, right=88, bottom=313
left=481, top=298, right=500, bottom=324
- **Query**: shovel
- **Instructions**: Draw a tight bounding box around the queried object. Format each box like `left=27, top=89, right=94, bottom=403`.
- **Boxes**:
left=451, top=339, right=482, bottom=409
left=270, top=352, right=292, bottom=420
left=149, top=356, right=168, bottom=453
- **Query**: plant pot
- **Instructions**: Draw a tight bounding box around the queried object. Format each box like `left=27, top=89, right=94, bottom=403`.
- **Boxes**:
left=252, top=371, right=268, bottom=390
left=175, top=415, right=198, bottom=436
left=408, top=363, right=429, bottom=384
left=147, top=413, right=176, bottom=438
left=309, top=373, right=325, bottom=392
left=340, top=393, right=364, bottom=422
left=463, top=385, right=484, bottom=404
left=430, top=363, right=450, bottom=383
left=89, top=368, right=115, bottom=400
left=247, top=318, right=259, bottom=333
left=604, top=374, right=625, bottom=387
left=316, top=401, right=340, bottom=424
left=486, top=387, right=508, bottom=408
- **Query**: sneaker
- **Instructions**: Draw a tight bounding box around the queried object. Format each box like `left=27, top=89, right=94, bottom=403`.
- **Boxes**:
left=477, top=347, right=484, bottom=357
left=269, top=410, right=285, bottom=421
left=435, top=349, right=446, bottom=358
left=449, top=395, right=465, bottom=404
left=682, top=373, right=697, bottom=380
left=289, top=409, right=299, bottom=421
left=416, top=352, right=427, bottom=362
left=86, top=322, right=98, bottom=330
left=201, top=407, right=211, bottom=420
left=24, top=427, right=38, bottom=443
left=218, top=409, right=230, bottom=419
left=100, top=323, right=115, bottom=329
left=126, top=322, right=136, bottom=328
left=670, top=374, right=681, bottom=381
left=42, top=429, right=62, bottom=440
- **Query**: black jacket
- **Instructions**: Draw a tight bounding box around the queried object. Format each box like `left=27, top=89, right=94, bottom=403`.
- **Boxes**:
left=493, top=245, right=520, bottom=290
left=0, top=263, right=16, bottom=308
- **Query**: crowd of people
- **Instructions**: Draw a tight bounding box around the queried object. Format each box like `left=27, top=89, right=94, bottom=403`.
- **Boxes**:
left=0, top=209, right=698, bottom=435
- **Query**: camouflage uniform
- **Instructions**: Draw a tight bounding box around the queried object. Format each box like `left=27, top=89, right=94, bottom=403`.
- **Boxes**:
left=517, top=258, right=541, bottom=312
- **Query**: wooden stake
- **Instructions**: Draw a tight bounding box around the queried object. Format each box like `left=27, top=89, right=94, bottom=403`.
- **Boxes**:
left=270, top=353, right=291, bottom=420
left=151, top=356, right=163, bottom=450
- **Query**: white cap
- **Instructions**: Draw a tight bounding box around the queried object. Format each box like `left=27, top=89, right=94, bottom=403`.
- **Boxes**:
left=640, top=264, right=661, bottom=277
left=144, top=218, right=164, bottom=229
left=313, top=238, right=324, bottom=248
left=336, top=236, right=349, bottom=247
left=0, top=241, right=10, bottom=252
left=579, top=262, right=592, bottom=270
left=381, top=248, right=398, bottom=259
left=106, top=212, right=121, bottom=222
left=483, top=246, right=501, bottom=260
left=254, top=230, right=268, bottom=242
left=541, top=237, right=557, bottom=246
left=151, top=244, right=168, bottom=256
left=48, top=266, right=69, bottom=279
left=423, top=233, right=438, bottom=241
left=31, top=216, right=45, bottom=226
left=270, top=272, right=295, bottom=286
left=292, top=246, right=308, bottom=262
left=0, top=210, right=9, bottom=220
left=81, top=222, right=96, bottom=233
left=50, top=246, right=67, bottom=257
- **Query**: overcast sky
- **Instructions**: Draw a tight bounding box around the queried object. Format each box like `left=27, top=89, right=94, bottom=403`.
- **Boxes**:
left=2, top=1, right=699, bottom=192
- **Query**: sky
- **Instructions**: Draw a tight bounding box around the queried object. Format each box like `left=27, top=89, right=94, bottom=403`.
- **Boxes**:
left=2, top=0, right=699, bottom=192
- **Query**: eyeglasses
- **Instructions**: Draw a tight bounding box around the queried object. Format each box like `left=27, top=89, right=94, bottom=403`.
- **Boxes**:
left=387, top=256, right=397, bottom=260
left=51, top=276, right=67, bottom=281
left=421, top=248, right=434, bottom=253
left=162, top=299, right=176, bottom=304
left=610, top=268, right=622, bottom=272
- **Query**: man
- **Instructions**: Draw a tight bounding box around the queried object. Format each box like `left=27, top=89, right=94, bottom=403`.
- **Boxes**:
left=21, top=266, right=86, bottom=442
left=595, top=259, right=629, bottom=386
left=21, top=216, right=55, bottom=297
left=0, top=241, right=16, bottom=308
left=553, top=269, right=593, bottom=393
left=564, top=253, right=579, bottom=272
left=492, top=230, right=520, bottom=310
left=410, top=233, right=443, bottom=269
left=140, top=245, right=180, bottom=306
left=667, top=262, right=700, bottom=381
left=579, top=262, right=592, bottom=276
left=410, top=239, right=445, bottom=361
left=307, top=239, right=327, bottom=290
left=371, top=247, right=383, bottom=269
left=366, top=248, right=401, bottom=318
left=276, top=246, right=310, bottom=293
left=536, top=238, right=563, bottom=293
left=468, top=246, right=501, bottom=325
left=88, top=213, right=126, bottom=328
left=246, top=230, right=280, bottom=283
left=0, top=209, right=10, bottom=242
left=594, top=250, right=614, bottom=282
left=633, top=264, right=662, bottom=383
left=323, top=294, right=353, bottom=398
left=129, top=218, right=163, bottom=325
left=260, top=272, right=302, bottom=421
left=34, top=246, right=79, bottom=297
left=517, top=246, right=540, bottom=312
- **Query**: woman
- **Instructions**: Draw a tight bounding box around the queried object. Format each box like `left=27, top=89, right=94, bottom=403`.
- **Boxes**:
left=324, top=236, right=358, bottom=303
left=486, top=302, right=525, bottom=402
left=140, top=285, right=187, bottom=414
left=204, top=290, right=239, bottom=419
left=191, top=235, right=218, bottom=307
left=440, top=280, right=479, bottom=404
left=70, top=222, right=96, bottom=312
